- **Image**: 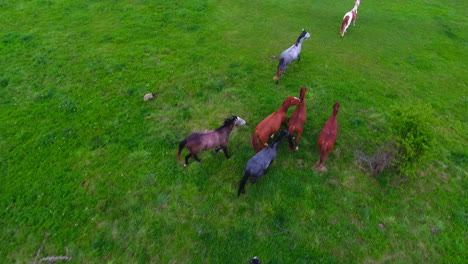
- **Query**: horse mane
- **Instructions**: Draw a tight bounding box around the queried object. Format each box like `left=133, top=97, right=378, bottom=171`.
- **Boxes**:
left=295, top=30, right=307, bottom=45
left=217, top=115, right=238, bottom=130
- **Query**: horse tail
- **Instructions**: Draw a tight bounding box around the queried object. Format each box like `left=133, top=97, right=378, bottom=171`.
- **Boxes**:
left=177, top=139, right=187, bottom=162
left=341, top=16, right=350, bottom=37
left=238, top=171, right=250, bottom=196
left=273, top=58, right=284, bottom=81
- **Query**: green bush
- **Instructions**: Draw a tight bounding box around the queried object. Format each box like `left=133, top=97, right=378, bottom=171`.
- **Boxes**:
left=388, top=104, right=434, bottom=176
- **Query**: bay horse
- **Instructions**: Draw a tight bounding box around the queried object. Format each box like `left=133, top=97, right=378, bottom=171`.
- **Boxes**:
left=288, top=86, right=307, bottom=151
left=273, top=29, right=311, bottom=84
left=314, top=102, right=340, bottom=172
left=238, top=130, right=289, bottom=196
left=251, top=96, right=300, bottom=152
left=340, top=6, right=358, bottom=37
left=177, top=115, right=246, bottom=167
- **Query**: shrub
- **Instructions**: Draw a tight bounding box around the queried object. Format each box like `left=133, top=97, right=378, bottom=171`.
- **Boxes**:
left=388, top=104, right=434, bottom=176
left=355, top=143, right=396, bottom=176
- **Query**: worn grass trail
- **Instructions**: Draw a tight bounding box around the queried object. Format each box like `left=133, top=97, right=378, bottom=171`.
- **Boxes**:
left=0, top=0, right=466, bottom=263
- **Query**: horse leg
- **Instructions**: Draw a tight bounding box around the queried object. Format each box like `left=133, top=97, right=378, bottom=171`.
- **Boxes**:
left=297, top=54, right=301, bottom=63
left=214, top=147, right=222, bottom=153
left=294, top=130, right=303, bottom=151
left=184, top=153, right=192, bottom=167
left=194, top=154, right=202, bottom=162
left=288, top=133, right=295, bottom=151
left=314, top=151, right=329, bottom=170
left=221, top=146, right=229, bottom=159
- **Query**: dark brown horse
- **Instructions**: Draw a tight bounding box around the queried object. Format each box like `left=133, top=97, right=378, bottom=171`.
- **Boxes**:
left=177, top=115, right=246, bottom=167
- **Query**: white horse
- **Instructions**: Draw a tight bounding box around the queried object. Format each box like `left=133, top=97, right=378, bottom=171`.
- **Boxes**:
left=273, top=29, right=311, bottom=83
left=341, top=6, right=358, bottom=37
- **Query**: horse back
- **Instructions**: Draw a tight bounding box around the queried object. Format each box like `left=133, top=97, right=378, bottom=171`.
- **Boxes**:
left=255, top=111, right=285, bottom=135
left=186, top=131, right=224, bottom=151
left=247, top=148, right=276, bottom=177
left=318, top=119, right=338, bottom=146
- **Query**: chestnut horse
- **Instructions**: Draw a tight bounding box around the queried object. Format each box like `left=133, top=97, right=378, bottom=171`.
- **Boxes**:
left=177, top=115, right=246, bottom=167
left=314, top=102, right=340, bottom=172
left=251, top=96, right=300, bottom=152
left=288, top=86, right=307, bottom=151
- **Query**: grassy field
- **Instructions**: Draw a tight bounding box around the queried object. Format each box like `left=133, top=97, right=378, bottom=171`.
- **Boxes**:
left=1, top=0, right=466, bottom=263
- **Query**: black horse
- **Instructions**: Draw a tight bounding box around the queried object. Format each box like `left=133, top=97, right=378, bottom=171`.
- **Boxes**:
left=238, top=130, right=289, bottom=196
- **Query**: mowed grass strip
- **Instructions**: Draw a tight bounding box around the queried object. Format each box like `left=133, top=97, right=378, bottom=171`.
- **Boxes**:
left=0, top=0, right=466, bottom=263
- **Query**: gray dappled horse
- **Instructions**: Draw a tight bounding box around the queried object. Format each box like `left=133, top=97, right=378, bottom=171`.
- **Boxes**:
left=273, top=29, right=311, bottom=83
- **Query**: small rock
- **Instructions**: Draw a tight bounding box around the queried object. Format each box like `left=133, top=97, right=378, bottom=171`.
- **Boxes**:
left=144, top=93, right=157, bottom=101
left=250, top=256, right=261, bottom=264
left=378, top=222, right=385, bottom=229
left=269, top=55, right=276, bottom=59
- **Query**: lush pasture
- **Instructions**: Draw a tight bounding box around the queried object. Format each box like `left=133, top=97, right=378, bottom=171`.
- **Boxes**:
left=1, top=0, right=466, bottom=263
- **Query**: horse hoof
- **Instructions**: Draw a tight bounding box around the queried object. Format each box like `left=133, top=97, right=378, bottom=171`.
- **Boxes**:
left=264, top=143, right=269, bottom=147
left=295, top=146, right=299, bottom=151
left=184, top=163, right=188, bottom=167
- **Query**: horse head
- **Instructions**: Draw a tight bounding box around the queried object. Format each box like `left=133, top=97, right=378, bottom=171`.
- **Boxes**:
left=234, top=115, right=246, bottom=126
left=222, top=115, right=246, bottom=128
left=333, top=102, right=341, bottom=115
left=301, top=29, right=311, bottom=39
left=299, top=86, right=308, bottom=100
left=284, top=96, right=301, bottom=107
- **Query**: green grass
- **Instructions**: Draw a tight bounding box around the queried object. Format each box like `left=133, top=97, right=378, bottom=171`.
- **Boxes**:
left=1, top=0, right=466, bottom=263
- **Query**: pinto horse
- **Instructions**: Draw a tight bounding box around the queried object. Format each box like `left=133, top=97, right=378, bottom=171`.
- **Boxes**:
left=239, top=130, right=289, bottom=196
left=314, top=102, right=340, bottom=172
left=177, top=115, right=246, bottom=167
left=273, top=29, right=311, bottom=84
left=340, top=6, right=358, bottom=37
left=288, top=87, right=307, bottom=151
left=251, top=96, right=300, bottom=152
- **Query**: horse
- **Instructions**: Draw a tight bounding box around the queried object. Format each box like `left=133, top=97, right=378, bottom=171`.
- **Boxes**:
left=238, top=130, right=289, bottom=196
left=340, top=6, right=358, bottom=37
left=177, top=115, right=246, bottom=167
left=273, top=29, right=311, bottom=84
left=314, top=102, right=340, bottom=172
left=288, top=87, right=307, bottom=151
left=251, top=96, right=300, bottom=152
